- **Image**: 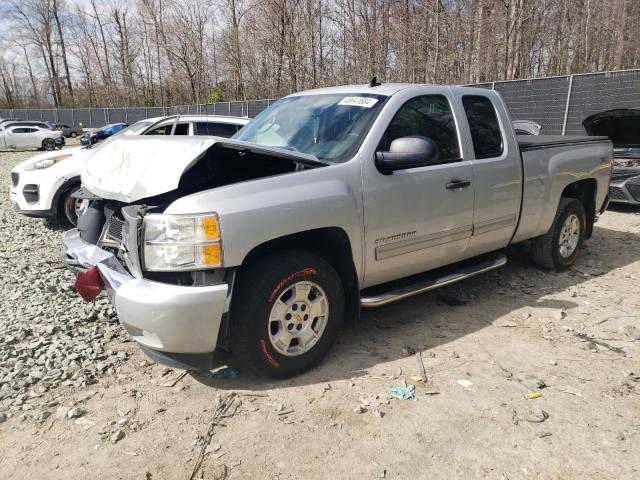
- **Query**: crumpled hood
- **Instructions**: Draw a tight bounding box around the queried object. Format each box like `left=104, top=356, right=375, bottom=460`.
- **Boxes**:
left=82, top=136, right=325, bottom=203
left=82, top=136, right=217, bottom=202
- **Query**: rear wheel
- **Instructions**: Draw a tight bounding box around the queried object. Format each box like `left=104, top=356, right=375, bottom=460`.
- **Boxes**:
left=531, top=198, right=586, bottom=271
left=230, top=251, right=344, bottom=379
left=41, top=138, right=55, bottom=151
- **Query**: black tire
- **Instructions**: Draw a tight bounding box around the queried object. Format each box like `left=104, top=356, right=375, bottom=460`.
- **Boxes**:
left=531, top=198, right=586, bottom=271
left=59, top=184, right=82, bottom=227
left=230, top=250, right=344, bottom=379
left=41, top=138, right=55, bottom=151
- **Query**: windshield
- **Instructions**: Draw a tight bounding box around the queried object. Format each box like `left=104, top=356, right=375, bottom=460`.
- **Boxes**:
left=233, top=93, right=388, bottom=163
left=118, top=120, right=154, bottom=136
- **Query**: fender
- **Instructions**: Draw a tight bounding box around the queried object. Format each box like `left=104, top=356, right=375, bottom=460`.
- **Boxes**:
left=165, top=159, right=366, bottom=282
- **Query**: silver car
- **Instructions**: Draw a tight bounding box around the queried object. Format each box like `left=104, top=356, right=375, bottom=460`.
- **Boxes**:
left=0, top=125, right=63, bottom=151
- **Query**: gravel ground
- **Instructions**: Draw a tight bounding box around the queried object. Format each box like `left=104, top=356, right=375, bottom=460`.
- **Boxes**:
left=0, top=147, right=127, bottom=412
left=1, top=148, right=639, bottom=479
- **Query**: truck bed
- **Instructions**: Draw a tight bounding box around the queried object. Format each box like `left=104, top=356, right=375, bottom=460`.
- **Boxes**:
left=517, top=135, right=610, bottom=151
left=511, top=134, right=612, bottom=244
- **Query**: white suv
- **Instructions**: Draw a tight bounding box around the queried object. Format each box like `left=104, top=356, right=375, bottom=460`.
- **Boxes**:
left=10, top=115, right=249, bottom=226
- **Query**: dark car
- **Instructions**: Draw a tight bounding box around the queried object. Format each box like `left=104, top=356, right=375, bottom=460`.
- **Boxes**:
left=583, top=109, right=640, bottom=205
left=80, top=123, right=129, bottom=147
left=54, top=123, right=84, bottom=138
left=0, top=120, right=53, bottom=131
left=0, top=117, right=20, bottom=126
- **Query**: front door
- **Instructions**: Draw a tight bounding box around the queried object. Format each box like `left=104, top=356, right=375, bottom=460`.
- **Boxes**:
left=3, top=129, right=19, bottom=148
left=361, top=92, right=475, bottom=288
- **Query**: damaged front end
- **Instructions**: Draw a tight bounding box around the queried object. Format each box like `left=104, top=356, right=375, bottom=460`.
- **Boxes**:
left=583, top=109, right=640, bottom=204
left=61, top=136, right=326, bottom=369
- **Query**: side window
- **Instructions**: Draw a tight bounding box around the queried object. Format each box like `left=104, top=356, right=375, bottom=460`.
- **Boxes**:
left=195, top=122, right=240, bottom=137
left=145, top=125, right=172, bottom=136
left=145, top=123, right=189, bottom=136
left=461, top=95, right=504, bottom=159
left=378, top=95, right=460, bottom=162
left=13, top=128, right=27, bottom=134
left=173, top=123, right=189, bottom=135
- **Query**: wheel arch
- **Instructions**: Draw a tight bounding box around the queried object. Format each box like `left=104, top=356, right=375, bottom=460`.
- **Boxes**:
left=52, top=175, right=81, bottom=221
left=560, top=178, right=597, bottom=238
left=41, top=137, right=55, bottom=149
left=238, top=227, right=361, bottom=322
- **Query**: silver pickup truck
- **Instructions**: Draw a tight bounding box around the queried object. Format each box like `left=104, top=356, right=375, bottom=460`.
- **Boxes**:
left=62, top=84, right=613, bottom=378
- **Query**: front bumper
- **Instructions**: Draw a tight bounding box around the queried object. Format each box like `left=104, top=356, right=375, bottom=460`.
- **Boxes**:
left=10, top=168, right=58, bottom=216
left=61, top=229, right=228, bottom=369
left=609, top=173, right=640, bottom=205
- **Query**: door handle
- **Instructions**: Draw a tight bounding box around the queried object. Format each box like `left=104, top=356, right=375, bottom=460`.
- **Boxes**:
left=446, top=178, right=471, bottom=190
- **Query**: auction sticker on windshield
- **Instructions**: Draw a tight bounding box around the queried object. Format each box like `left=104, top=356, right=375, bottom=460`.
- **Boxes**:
left=338, top=97, right=379, bottom=108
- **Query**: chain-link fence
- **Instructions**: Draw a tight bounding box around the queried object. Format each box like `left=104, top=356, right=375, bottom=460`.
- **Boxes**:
left=0, top=100, right=277, bottom=128
left=472, top=69, right=640, bottom=135
left=2, top=69, right=639, bottom=133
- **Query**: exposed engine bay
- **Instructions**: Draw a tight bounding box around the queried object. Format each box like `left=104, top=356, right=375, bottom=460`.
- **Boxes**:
left=75, top=137, right=326, bottom=286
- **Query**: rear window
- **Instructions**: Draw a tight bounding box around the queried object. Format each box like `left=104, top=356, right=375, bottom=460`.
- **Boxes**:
left=194, top=122, right=240, bottom=137
left=462, top=95, right=504, bottom=159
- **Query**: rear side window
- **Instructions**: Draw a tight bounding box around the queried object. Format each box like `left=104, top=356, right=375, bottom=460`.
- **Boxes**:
left=462, top=95, right=503, bottom=159
left=378, top=95, right=461, bottom=162
left=195, top=122, right=240, bottom=138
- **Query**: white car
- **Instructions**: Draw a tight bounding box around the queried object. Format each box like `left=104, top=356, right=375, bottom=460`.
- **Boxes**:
left=0, top=125, right=63, bottom=151
left=10, top=115, right=250, bottom=226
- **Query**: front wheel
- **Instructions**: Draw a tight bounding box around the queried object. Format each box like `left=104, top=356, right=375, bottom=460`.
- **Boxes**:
left=41, top=138, right=55, bottom=151
left=230, top=251, right=344, bottom=379
left=531, top=198, right=586, bottom=271
left=60, top=185, right=88, bottom=227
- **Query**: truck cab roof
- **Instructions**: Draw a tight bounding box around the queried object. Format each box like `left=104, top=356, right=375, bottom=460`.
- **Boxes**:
left=291, top=83, right=495, bottom=98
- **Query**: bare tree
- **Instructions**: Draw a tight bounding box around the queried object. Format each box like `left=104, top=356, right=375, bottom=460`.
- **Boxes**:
left=1, top=0, right=639, bottom=109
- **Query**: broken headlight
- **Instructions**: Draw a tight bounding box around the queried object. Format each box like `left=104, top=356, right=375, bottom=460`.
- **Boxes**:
left=142, top=213, right=223, bottom=271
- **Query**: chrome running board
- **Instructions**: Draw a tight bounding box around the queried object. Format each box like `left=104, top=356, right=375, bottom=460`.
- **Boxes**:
left=360, top=251, right=507, bottom=308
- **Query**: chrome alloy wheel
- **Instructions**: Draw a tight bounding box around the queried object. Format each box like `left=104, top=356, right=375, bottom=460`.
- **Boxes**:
left=268, top=281, right=329, bottom=356
left=64, top=194, right=89, bottom=225
left=558, top=213, right=580, bottom=258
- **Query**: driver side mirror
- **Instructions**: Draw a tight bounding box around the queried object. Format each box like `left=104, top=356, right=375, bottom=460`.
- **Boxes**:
left=375, top=136, right=439, bottom=174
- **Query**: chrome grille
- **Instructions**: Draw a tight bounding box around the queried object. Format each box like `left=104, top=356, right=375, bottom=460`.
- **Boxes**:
left=627, top=184, right=640, bottom=202
left=106, top=216, right=125, bottom=243
left=608, top=186, right=628, bottom=201
left=11, top=172, right=19, bottom=187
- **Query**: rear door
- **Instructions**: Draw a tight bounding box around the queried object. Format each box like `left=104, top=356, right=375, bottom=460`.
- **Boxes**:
left=25, top=128, right=41, bottom=148
left=361, top=91, right=475, bottom=287
left=451, top=91, right=522, bottom=256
